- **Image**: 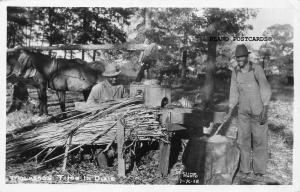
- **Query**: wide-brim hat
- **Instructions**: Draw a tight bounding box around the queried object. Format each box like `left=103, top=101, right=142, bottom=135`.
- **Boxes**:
left=235, top=44, right=251, bottom=57
left=102, top=63, right=121, bottom=77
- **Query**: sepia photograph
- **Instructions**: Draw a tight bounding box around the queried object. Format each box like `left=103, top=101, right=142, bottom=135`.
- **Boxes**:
left=1, top=0, right=298, bottom=190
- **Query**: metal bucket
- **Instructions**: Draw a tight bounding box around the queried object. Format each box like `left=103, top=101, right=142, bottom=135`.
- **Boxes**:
left=144, top=85, right=171, bottom=107
left=130, top=83, right=171, bottom=107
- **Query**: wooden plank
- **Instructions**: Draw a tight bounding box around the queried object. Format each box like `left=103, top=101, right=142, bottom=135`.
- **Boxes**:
left=160, top=109, right=202, bottom=131
left=166, top=123, right=187, bottom=132
left=159, top=141, right=171, bottom=176
left=7, top=43, right=150, bottom=52
left=117, top=119, right=126, bottom=177
left=159, top=108, right=194, bottom=114
left=62, top=134, right=72, bottom=171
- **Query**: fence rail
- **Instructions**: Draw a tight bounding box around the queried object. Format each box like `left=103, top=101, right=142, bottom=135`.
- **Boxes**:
left=7, top=43, right=150, bottom=52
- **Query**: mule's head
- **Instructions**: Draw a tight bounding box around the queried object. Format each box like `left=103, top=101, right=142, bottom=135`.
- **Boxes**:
left=6, top=56, right=14, bottom=76
left=15, top=50, right=36, bottom=77
left=7, top=51, right=21, bottom=77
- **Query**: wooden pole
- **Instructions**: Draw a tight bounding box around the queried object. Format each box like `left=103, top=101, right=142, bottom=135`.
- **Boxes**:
left=7, top=43, right=150, bottom=52
left=159, top=140, right=171, bottom=177
left=159, top=110, right=171, bottom=176
left=93, top=50, right=96, bottom=61
left=117, top=119, right=125, bottom=177
left=62, top=134, right=73, bottom=171
left=82, top=50, right=85, bottom=60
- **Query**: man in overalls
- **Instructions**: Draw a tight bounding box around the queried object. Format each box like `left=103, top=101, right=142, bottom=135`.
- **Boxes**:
left=227, top=44, right=272, bottom=181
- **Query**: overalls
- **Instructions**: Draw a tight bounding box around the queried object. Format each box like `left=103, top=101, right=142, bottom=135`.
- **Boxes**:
left=235, top=65, right=268, bottom=175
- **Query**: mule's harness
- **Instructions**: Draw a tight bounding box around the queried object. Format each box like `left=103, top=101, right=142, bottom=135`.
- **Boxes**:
left=48, top=57, right=87, bottom=81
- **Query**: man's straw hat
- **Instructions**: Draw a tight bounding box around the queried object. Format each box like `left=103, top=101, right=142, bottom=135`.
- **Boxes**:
left=102, top=63, right=121, bottom=77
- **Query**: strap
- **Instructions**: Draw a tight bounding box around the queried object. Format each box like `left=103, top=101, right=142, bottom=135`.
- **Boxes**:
left=234, top=62, right=258, bottom=85
left=250, top=62, right=259, bottom=85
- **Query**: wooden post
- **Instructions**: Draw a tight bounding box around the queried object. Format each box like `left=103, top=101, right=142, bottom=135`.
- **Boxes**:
left=159, top=111, right=171, bottom=176
left=62, top=134, right=73, bottom=171
left=117, top=119, right=125, bottom=177
left=159, top=140, right=171, bottom=177
left=82, top=50, right=85, bottom=60
left=93, top=50, right=96, bottom=61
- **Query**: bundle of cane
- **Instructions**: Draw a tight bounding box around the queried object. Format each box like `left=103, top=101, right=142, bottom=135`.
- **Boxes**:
left=6, top=97, right=166, bottom=160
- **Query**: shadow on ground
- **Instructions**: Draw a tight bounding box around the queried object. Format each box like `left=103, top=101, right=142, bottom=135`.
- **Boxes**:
left=268, top=123, right=293, bottom=148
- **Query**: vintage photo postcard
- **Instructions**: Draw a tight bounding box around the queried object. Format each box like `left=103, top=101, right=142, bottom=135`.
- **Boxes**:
left=0, top=0, right=299, bottom=192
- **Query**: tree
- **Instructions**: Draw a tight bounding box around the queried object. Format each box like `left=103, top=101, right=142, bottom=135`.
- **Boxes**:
left=7, top=7, right=134, bottom=60
left=131, top=8, right=204, bottom=78
left=260, top=24, right=293, bottom=77
left=7, top=7, right=29, bottom=47
left=129, top=8, right=256, bottom=103
left=262, top=24, right=293, bottom=57
left=200, top=8, right=257, bottom=107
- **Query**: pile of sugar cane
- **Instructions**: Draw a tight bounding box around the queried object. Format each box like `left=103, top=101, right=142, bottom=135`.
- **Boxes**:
left=6, top=97, right=167, bottom=160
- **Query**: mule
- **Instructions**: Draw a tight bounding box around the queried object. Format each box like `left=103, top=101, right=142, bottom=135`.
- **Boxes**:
left=14, top=50, right=105, bottom=116
left=7, top=53, right=31, bottom=114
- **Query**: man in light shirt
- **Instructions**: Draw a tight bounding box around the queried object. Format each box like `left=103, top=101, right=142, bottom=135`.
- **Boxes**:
left=87, top=62, right=127, bottom=104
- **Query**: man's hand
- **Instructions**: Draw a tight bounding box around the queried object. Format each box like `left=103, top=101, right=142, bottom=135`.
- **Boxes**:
left=260, top=105, right=268, bottom=125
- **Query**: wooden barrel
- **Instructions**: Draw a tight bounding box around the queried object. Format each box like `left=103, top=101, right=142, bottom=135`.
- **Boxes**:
left=181, top=135, right=240, bottom=184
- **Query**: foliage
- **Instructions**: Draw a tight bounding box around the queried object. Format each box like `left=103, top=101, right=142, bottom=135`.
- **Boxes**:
left=131, top=8, right=205, bottom=72
left=7, top=7, right=134, bottom=49
left=262, top=24, right=293, bottom=56
left=128, top=8, right=257, bottom=77
left=7, top=7, right=29, bottom=47
left=260, top=24, right=293, bottom=75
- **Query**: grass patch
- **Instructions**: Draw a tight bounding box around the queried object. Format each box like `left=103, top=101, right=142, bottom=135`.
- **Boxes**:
left=266, top=99, right=293, bottom=184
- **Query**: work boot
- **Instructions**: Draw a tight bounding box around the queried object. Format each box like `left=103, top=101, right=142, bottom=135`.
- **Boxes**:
left=237, top=172, right=251, bottom=180
left=235, top=171, right=254, bottom=184
left=252, top=173, right=280, bottom=184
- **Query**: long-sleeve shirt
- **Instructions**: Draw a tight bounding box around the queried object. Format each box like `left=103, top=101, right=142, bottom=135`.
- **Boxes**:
left=87, top=80, right=127, bottom=104
left=229, top=62, right=272, bottom=115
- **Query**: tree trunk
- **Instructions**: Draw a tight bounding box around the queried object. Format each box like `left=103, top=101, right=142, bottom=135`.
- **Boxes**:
left=48, top=7, right=55, bottom=56
left=180, top=13, right=190, bottom=80
left=82, top=50, right=85, bottom=60
left=25, top=25, right=28, bottom=46
left=181, top=49, right=187, bottom=79
left=12, top=24, right=16, bottom=47
left=203, top=40, right=217, bottom=108
left=93, top=50, right=96, bottom=61
left=29, top=26, right=32, bottom=47
left=145, top=8, right=151, bottom=30
left=41, top=20, right=45, bottom=46
left=93, top=8, right=100, bottom=62
left=143, top=8, right=151, bottom=79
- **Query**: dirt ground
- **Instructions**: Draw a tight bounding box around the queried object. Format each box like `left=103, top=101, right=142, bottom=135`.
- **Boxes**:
left=5, top=77, right=293, bottom=185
